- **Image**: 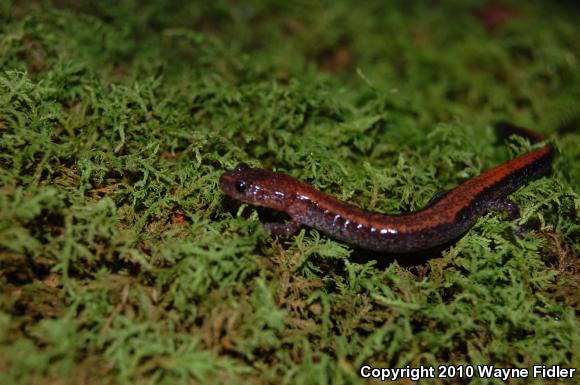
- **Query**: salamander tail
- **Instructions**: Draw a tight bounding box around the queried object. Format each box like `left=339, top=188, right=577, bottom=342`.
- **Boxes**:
left=495, top=121, right=546, bottom=144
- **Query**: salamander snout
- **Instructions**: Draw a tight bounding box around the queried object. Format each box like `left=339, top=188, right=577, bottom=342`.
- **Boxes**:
left=219, top=163, right=258, bottom=201
left=219, top=171, right=242, bottom=198
left=219, top=163, right=293, bottom=211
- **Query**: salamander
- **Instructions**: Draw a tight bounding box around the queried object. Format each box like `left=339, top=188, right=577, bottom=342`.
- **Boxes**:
left=219, top=122, right=554, bottom=253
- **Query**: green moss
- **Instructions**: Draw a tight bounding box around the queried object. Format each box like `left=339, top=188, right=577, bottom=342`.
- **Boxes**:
left=1, top=1, right=579, bottom=384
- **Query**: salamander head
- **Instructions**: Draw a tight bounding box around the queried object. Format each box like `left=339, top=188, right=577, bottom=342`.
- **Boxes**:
left=219, top=163, right=297, bottom=211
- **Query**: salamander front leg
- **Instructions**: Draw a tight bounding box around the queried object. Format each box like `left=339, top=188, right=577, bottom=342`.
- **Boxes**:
left=264, top=220, right=301, bottom=236
left=426, top=189, right=450, bottom=207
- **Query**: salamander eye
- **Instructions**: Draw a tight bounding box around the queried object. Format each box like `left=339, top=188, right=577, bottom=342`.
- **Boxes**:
left=235, top=163, right=250, bottom=172
left=235, top=180, right=247, bottom=193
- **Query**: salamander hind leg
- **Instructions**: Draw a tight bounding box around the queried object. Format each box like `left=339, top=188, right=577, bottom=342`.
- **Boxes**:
left=486, top=198, right=526, bottom=237
left=486, top=198, right=520, bottom=220
left=264, top=221, right=301, bottom=236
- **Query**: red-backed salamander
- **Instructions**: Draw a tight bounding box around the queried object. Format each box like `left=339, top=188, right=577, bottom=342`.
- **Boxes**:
left=219, top=122, right=554, bottom=253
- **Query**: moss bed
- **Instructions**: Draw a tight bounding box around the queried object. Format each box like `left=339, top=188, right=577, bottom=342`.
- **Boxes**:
left=0, top=1, right=579, bottom=384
